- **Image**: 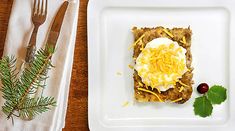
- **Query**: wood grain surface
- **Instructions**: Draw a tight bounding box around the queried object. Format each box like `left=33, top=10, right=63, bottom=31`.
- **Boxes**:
left=0, top=0, right=89, bottom=131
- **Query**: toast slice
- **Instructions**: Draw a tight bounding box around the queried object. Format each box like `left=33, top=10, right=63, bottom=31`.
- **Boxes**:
left=132, top=26, right=193, bottom=104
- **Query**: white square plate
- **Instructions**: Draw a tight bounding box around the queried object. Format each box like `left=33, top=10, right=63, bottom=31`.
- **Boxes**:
left=88, top=0, right=235, bottom=130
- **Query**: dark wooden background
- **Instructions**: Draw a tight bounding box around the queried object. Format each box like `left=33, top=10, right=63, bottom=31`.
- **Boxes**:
left=0, top=0, right=89, bottom=131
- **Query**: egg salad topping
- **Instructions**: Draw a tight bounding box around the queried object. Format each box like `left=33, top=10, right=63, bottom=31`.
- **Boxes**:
left=135, top=38, right=187, bottom=91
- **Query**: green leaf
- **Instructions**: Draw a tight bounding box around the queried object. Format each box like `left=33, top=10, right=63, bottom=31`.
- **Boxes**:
left=193, top=96, right=213, bottom=117
left=207, top=85, right=227, bottom=104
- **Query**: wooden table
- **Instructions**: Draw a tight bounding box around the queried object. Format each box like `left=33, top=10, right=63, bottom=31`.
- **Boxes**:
left=0, top=0, right=89, bottom=131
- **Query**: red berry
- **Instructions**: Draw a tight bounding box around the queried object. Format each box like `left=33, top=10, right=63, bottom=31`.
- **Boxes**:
left=197, top=83, right=209, bottom=94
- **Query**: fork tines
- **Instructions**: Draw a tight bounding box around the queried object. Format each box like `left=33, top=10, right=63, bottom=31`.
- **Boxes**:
left=33, top=0, right=48, bottom=15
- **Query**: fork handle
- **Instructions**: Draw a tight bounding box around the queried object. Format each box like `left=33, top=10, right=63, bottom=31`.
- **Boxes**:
left=25, top=26, right=39, bottom=63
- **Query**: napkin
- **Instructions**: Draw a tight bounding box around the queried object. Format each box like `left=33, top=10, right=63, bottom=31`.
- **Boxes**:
left=0, top=0, right=79, bottom=131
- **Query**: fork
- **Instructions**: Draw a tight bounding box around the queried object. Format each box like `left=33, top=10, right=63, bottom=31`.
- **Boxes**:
left=20, top=0, right=48, bottom=120
left=25, top=0, right=48, bottom=63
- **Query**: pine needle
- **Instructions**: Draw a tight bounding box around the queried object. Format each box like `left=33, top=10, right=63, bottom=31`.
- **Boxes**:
left=0, top=46, right=57, bottom=121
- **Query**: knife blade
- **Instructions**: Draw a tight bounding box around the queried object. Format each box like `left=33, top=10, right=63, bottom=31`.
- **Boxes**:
left=46, top=1, right=69, bottom=50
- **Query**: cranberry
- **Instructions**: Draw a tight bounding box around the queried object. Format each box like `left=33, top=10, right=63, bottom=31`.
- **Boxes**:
left=197, top=83, right=209, bottom=94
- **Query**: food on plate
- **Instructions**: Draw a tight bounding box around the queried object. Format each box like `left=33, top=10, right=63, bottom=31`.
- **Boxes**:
left=116, top=71, right=123, bottom=76
left=122, top=101, right=130, bottom=107
left=197, top=83, right=209, bottom=94
left=131, top=26, right=193, bottom=104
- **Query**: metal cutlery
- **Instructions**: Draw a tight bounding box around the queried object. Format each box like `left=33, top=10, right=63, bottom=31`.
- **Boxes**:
left=34, top=1, right=69, bottom=97
left=46, top=1, right=69, bottom=51
left=25, top=0, right=48, bottom=63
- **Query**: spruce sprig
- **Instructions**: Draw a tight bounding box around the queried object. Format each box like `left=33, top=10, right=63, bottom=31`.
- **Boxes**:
left=0, top=46, right=56, bottom=121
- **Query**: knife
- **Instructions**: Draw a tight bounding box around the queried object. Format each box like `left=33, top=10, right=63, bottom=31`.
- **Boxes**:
left=35, top=1, right=69, bottom=97
left=46, top=1, right=69, bottom=51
